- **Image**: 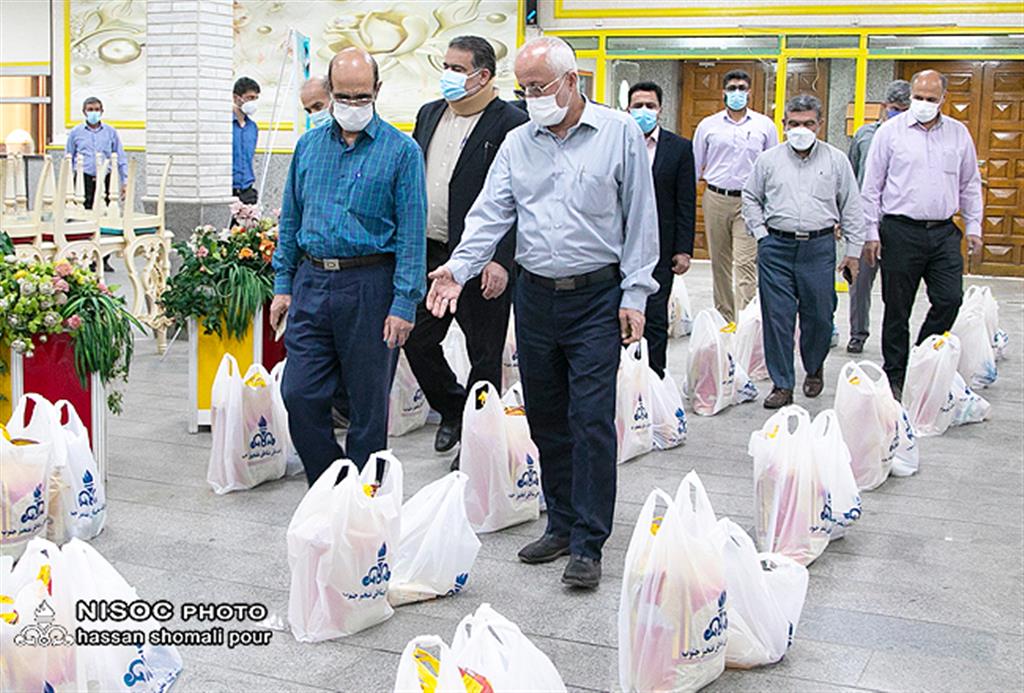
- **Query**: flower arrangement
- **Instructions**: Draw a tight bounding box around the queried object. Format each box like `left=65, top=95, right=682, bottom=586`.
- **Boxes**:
left=159, top=202, right=278, bottom=339
left=0, top=252, right=142, bottom=413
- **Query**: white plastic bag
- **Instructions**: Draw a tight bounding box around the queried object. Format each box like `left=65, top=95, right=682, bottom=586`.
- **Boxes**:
left=393, top=635, right=466, bottom=693
left=951, top=305, right=997, bottom=388
left=270, top=360, right=304, bottom=477
left=833, top=361, right=898, bottom=490
left=904, top=333, right=960, bottom=437
left=461, top=382, right=541, bottom=533
left=50, top=400, right=106, bottom=542
left=388, top=350, right=430, bottom=437
left=287, top=453, right=403, bottom=641
left=716, top=519, right=808, bottom=669
left=616, top=339, right=655, bottom=463
left=649, top=370, right=687, bottom=450
left=207, top=354, right=288, bottom=493
left=452, top=603, right=567, bottom=693
left=734, top=296, right=769, bottom=381
left=950, top=371, right=991, bottom=426
left=502, top=310, right=520, bottom=394
left=2, top=394, right=62, bottom=560
left=668, top=275, right=694, bottom=338
left=389, top=471, right=481, bottom=606
left=442, top=323, right=471, bottom=388
left=687, top=309, right=758, bottom=416
left=891, top=405, right=920, bottom=478
left=964, top=285, right=1008, bottom=361
left=749, top=406, right=860, bottom=566
left=619, top=476, right=727, bottom=693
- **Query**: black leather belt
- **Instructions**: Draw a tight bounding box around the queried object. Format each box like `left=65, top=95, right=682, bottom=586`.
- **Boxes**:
left=768, top=226, right=833, bottom=241
left=523, top=265, right=618, bottom=292
left=305, top=252, right=393, bottom=271
left=884, top=214, right=954, bottom=230
left=707, top=184, right=742, bottom=197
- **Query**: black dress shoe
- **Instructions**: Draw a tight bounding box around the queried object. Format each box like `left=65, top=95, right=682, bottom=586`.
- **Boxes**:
left=562, top=555, right=601, bottom=589
left=803, top=369, right=824, bottom=398
left=331, top=407, right=350, bottom=430
left=517, top=533, right=570, bottom=564
left=846, top=337, right=865, bottom=354
left=763, top=387, right=794, bottom=409
left=434, top=421, right=461, bottom=453
left=449, top=451, right=460, bottom=472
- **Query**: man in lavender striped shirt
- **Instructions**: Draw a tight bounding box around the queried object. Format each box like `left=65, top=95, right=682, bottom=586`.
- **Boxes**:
left=861, top=69, right=984, bottom=398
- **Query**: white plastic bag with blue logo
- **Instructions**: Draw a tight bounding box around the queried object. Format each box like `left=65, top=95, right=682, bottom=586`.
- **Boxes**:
left=207, top=354, right=287, bottom=494
left=389, top=471, right=481, bottom=607
left=2, top=394, right=63, bottom=561
left=687, top=309, right=758, bottom=417
left=48, top=400, right=106, bottom=542
left=810, top=409, right=863, bottom=541
left=735, top=296, right=769, bottom=381
left=616, top=339, right=655, bottom=463
left=451, top=603, right=567, bottom=692
left=904, top=334, right=960, bottom=437
left=619, top=479, right=726, bottom=693
left=388, top=350, right=429, bottom=437
left=649, top=369, right=687, bottom=450
left=964, top=285, right=1008, bottom=360
left=950, top=371, right=990, bottom=427
left=951, top=305, right=997, bottom=388
left=287, top=453, right=403, bottom=642
left=270, top=360, right=303, bottom=477
left=715, top=519, right=808, bottom=669
left=394, top=635, right=466, bottom=693
left=61, top=538, right=183, bottom=692
left=833, top=361, right=899, bottom=490
left=461, top=382, right=541, bottom=533
left=668, top=275, right=693, bottom=338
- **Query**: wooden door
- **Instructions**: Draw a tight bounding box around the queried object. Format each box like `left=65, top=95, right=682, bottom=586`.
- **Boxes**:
left=679, top=61, right=769, bottom=259
left=767, top=59, right=831, bottom=134
left=901, top=60, right=1024, bottom=276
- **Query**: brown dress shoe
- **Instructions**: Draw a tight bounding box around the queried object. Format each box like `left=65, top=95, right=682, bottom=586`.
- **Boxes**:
left=803, top=369, right=824, bottom=398
left=763, top=387, right=794, bottom=409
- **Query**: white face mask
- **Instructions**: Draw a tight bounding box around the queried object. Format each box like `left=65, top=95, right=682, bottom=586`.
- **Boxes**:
left=785, top=126, right=816, bottom=152
left=909, top=97, right=940, bottom=124
left=240, top=99, right=258, bottom=116
left=333, top=101, right=374, bottom=132
left=526, top=76, right=569, bottom=127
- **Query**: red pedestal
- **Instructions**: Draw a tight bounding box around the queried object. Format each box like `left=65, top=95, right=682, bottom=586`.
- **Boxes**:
left=20, top=333, right=98, bottom=450
left=260, top=301, right=286, bottom=369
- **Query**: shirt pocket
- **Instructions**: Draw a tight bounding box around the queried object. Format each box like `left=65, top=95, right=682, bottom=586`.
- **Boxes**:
left=942, top=149, right=960, bottom=175
left=812, top=172, right=834, bottom=201
left=349, top=169, right=392, bottom=217
left=573, top=171, right=617, bottom=215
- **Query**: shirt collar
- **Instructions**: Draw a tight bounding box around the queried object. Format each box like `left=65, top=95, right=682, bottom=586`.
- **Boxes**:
left=722, top=109, right=751, bottom=125
left=646, top=125, right=661, bottom=144
left=329, top=110, right=381, bottom=144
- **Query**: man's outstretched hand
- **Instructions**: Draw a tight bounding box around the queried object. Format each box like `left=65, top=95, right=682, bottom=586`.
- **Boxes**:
left=426, top=266, right=463, bottom=318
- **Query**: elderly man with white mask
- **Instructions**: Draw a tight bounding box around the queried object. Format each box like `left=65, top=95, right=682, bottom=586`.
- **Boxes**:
left=425, top=36, right=659, bottom=589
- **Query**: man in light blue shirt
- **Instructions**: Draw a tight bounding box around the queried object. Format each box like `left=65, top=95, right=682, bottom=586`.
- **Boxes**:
left=65, top=96, right=128, bottom=209
left=232, top=76, right=260, bottom=205
left=426, top=37, right=659, bottom=589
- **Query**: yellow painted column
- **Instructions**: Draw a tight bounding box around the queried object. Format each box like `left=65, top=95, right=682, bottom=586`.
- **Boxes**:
left=773, top=38, right=788, bottom=138
left=853, top=34, right=869, bottom=132
left=594, top=35, right=607, bottom=105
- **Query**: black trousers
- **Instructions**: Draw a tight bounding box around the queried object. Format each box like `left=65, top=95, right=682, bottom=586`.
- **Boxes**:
left=643, top=267, right=673, bottom=379
left=879, top=216, right=964, bottom=389
left=516, top=275, right=621, bottom=560
left=404, top=239, right=511, bottom=424
left=83, top=173, right=111, bottom=210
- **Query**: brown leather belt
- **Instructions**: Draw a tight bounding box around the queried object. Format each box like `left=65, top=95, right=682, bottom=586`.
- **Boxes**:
left=523, top=265, right=619, bottom=292
left=305, top=253, right=393, bottom=271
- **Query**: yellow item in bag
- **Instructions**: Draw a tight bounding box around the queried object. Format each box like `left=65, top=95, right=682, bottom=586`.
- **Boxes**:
left=244, top=372, right=267, bottom=388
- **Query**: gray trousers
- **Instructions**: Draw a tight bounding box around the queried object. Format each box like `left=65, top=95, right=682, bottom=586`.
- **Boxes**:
left=848, top=257, right=878, bottom=341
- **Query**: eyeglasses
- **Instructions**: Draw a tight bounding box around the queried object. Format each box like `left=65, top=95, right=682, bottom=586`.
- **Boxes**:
left=332, top=96, right=374, bottom=107
left=522, top=73, right=568, bottom=98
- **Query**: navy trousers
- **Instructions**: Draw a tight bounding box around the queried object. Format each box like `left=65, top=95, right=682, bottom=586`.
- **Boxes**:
left=644, top=267, right=673, bottom=379
left=281, top=260, right=397, bottom=484
left=757, top=233, right=836, bottom=390
left=515, top=275, right=621, bottom=560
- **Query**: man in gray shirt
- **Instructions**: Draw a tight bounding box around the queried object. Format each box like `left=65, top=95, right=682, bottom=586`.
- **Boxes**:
left=426, top=36, right=659, bottom=589
left=743, top=94, right=863, bottom=409
left=845, top=79, right=911, bottom=354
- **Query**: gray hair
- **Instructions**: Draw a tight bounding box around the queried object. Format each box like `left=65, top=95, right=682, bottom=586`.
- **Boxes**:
left=884, top=79, right=911, bottom=107
left=911, top=69, right=948, bottom=92
left=82, top=96, right=103, bottom=110
left=520, top=36, right=576, bottom=76
left=785, top=93, right=822, bottom=119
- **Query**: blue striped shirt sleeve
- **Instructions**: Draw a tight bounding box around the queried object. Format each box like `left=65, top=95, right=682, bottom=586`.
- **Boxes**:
left=272, top=138, right=304, bottom=294
left=388, top=141, right=427, bottom=322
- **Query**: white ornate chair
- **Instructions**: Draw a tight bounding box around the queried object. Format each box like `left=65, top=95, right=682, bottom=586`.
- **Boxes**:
left=44, top=156, right=102, bottom=272
left=2, top=156, right=55, bottom=259
left=123, top=234, right=173, bottom=353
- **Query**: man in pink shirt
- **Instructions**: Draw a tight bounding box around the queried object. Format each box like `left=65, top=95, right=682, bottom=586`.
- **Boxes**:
left=861, top=69, right=984, bottom=399
left=693, top=69, right=778, bottom=322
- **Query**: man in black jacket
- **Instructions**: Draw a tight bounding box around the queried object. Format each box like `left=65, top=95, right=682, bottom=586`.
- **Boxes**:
left=627, top=81, right=696, bottom=378
left=406, top=35, right=529, bottom=455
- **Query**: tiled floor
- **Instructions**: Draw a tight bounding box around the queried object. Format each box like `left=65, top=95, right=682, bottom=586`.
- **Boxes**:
left=96, top=262, right=1024, bottom=692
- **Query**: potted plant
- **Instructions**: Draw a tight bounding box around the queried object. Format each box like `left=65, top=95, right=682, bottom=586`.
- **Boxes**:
left=160, top=202, right=285, bottom=432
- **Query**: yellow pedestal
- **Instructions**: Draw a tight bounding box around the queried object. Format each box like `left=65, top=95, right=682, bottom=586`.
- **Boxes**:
left=188, top=312, right=259, bottom=433
left=0, top=357, right=11, bottom=423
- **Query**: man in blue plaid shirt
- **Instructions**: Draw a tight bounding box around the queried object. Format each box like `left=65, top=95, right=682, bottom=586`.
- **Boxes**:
left=271, top=47, right=427, bottom=483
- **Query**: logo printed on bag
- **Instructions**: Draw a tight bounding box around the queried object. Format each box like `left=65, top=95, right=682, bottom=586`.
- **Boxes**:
left=78, top=469, right=98, bottom=507
left=516, top=454, right=540, bottom=489
left=633, top=395, right=649, bottom=423
left=343, top=544, right=391, bottom=601
left=445, top=572, right=469, bottom=597
left=680, top=591, right=728, bottom=660
left=20, top=484, right=45, bottom=524
left=243, top=416, right=282, bottom=463
left=123, top=646, right=153, bottom=687
left=12, top=598, right=73, bottom=647
left=674, top=408, right=687, bottom=436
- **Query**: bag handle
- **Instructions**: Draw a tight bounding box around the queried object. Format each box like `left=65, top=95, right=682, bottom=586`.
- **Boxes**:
left=53, top=399, right=87, bottom=436
left=674, top=470, right=717, bottom=531
left=270, top=358, right=286, bottom=382
left=11, top=393, right=56, bottom=430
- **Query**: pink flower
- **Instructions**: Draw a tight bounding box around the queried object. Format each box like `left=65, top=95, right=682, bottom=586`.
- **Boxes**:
left=55, top=261, right=74, bottom=277
left=97, top=282, right=112, bottom=296
left=64, top=315, right=83, bottom=330
left=52, top=277, right=70, bottom=292
left=196, top=246, right=210, bottom=258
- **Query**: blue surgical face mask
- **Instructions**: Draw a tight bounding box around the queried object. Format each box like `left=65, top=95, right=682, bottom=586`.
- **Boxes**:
left=440, top=69, right=480, bottom=102
left=886, top=108, right=904, bottom=119
left=725, top=90, right=748, bottom=111
left=630, top=107, right=658, bottom=134
left=309, top=108, right=333, bottom=128
left=85, top=111, right=102, bottom=125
